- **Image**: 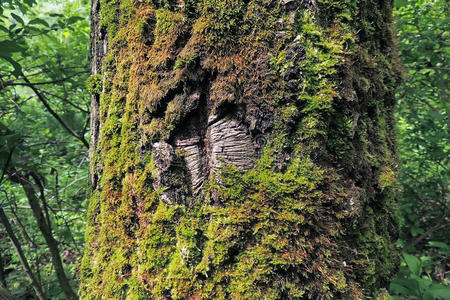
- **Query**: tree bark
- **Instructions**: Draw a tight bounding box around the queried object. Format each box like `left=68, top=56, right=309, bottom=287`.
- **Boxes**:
left=81, top=0, right=401, bottom=298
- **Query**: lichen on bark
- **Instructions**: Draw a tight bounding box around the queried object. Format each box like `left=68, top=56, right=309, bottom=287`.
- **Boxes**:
left=81, top=0, right=401, bottom=298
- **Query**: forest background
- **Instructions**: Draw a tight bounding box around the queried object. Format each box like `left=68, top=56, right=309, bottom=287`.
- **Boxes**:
left=0, top=0, right=448, bottom=299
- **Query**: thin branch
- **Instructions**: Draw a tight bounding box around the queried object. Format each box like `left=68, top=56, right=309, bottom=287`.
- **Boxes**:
left=0, top=247, right=7, bottom=288
left=17, top=66, right=88, bottom=79
left=15, top=206, right=86, bottom=213
left=0, top=77, right=21, bottom=111
left=2, top=191, right=41, bottom=251
left=0, top=146, right=15, bottom=187
left=30, top=173, right=52, bottom=233
left=46, top=203, right=82, bottom=254
left=81, top=115, right=90, bottom=137
left=2, top=71, right=88, bottom=87
left=53, top=168, right=61, bottom=210
left=47, top=175, right=88, bottom=204
left=40, top=89, right=89, bottom=114
left=20, top=74, right=89, bottom=148
left=411, top=223, right=448, bottom=247
left=10, top=206, right=40, bottom=249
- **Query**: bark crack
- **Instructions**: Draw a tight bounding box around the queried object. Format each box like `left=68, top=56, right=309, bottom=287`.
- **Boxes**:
left=153, top=99, right=259, bottom=203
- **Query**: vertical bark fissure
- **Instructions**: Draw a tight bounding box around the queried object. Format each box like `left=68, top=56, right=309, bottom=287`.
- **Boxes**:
left=89, top=0, right=106, bottom=190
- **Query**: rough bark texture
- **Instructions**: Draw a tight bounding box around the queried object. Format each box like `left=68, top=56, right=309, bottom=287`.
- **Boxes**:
left=81, top=0, right=401, bottom=298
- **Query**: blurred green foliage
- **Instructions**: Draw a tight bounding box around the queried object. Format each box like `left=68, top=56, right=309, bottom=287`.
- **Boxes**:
left=390, top=0, right=449, bottom=298
left=0, top=0, right=89, bottom=298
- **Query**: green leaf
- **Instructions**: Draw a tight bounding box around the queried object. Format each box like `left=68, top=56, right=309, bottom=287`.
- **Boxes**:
left=423, top=286, right=450, bottom=300
left=8, top=23, right=17, bottom=31
left=423, top=291, right=434, bottom=300
left=28, top=18, right=49, bottom=27
left=17, top=3, right=27, bottom=15
left=10, top=13, right=24, bottom=25
left=0, top=40, right=26, bottom=54
left=390, top=282, right=413, bottom=295
left=403, top=253, right=422, bottom=276
left=417, top=277, right=432, bottom=293
left=66, top=16, right=84, bottom=25
left=23, top=0, right=37, bottom=6
left=428, top=241, right=449, bottom=251
left=390, top=277, right=420, bottom=296
left=0, top=197, right=15, bottom=208
left=411, top=226, right=425, bottom=237
left=0, top=55, right=23, bottom=76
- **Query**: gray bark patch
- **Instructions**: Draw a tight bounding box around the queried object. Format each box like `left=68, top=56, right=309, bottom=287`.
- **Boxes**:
left=171, top=114, right=258, bottom=200
left=208, top=116, right=256, bottom=173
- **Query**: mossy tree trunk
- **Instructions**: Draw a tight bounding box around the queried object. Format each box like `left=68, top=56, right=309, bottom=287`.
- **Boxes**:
left=81, top=0, right=401, bottom=298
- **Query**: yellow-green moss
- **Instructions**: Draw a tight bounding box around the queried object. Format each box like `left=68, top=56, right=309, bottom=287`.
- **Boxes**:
left=86, top=74, right=103, bottom=94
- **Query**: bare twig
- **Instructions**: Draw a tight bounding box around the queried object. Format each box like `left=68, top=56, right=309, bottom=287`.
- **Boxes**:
left=2, top=71, right=88, bottom=87
left=30, top=173, right=52, bottom=233
left=40, top=89, right=89, bottom=114
left=20, top=74, right=89, bottom=148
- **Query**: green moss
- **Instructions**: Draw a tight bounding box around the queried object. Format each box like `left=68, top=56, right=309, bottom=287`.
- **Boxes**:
left=269, top=50, right=292, bottom=74
left=99, top=0, right=120, bottom=36
left=173, top=53, right=196, bottom=69
left=155, top=9, right=176, bottom=34
left=86, top=74, right=103, bottom=94
left=379, top=165, right=396, bottom=190
left=194, top=0, right=246, bottom=47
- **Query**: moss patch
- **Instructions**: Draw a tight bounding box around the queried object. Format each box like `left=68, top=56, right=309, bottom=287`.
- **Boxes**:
left=86, top=74, right=103, bottom=95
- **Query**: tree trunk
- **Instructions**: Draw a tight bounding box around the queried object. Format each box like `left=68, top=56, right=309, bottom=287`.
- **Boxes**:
left=81, top=0, right=401, bottom=298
